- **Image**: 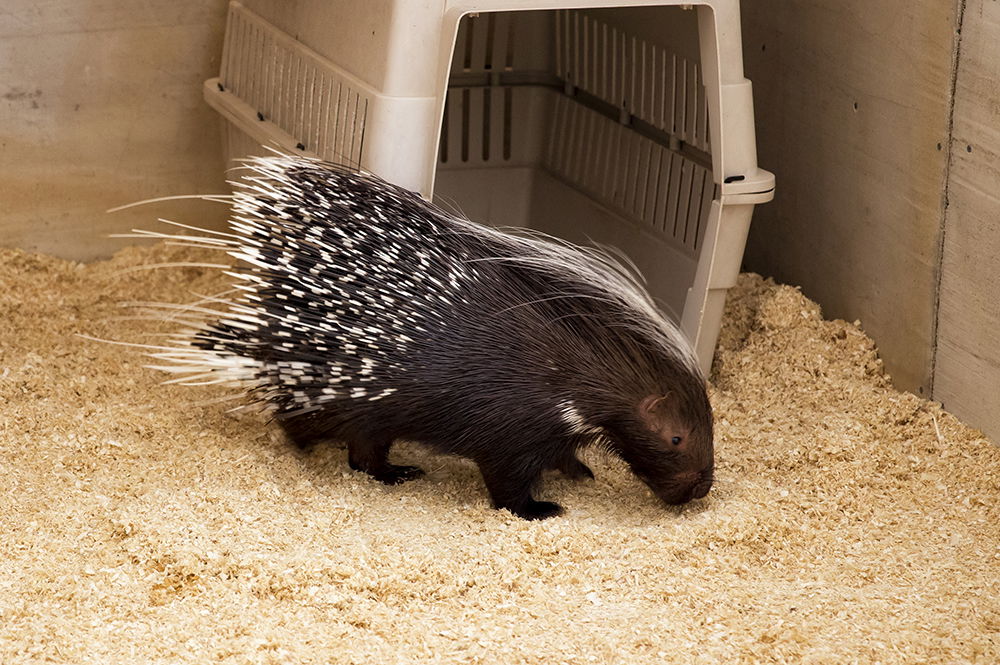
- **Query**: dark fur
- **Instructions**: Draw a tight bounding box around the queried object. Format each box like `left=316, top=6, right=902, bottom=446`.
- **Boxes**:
left=197, top=158, right=714, bottom=519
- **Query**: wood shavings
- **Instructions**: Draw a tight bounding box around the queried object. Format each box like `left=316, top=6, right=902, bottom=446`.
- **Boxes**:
left=0, top=245, right=997, bottom=664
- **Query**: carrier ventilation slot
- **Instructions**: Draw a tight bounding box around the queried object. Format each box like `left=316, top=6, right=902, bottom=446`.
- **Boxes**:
left=440, top=13, right=521, bottom=165
left=545, top=94, right=716, bottom=254
left=219, top=1, right=369, bottom=167
left=440, top=86, right=517, bottom=165
left=451, top=13, right=518, bottom=79
left=442, top=11, right=716, bottom=252
left=442, top=11, right=712, bottom=168
left=555, top=10, right=711, bottom=153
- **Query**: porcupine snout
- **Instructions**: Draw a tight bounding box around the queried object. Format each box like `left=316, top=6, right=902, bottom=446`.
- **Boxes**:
left=671, top=468, right=714, bottom=503
left=646, top=464, right=714, bottom=506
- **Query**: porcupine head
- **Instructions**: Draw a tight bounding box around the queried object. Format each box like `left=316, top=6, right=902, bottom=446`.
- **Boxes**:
left=553, top=308, right=715, bottom=509
left=148, top=155, right=714, bottom=519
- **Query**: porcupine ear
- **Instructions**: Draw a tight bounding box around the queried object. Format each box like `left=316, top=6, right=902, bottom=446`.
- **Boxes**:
left=638, top=393, right=678, bottom=432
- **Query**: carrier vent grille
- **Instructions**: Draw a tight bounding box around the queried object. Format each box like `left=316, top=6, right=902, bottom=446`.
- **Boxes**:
left=451, top=11, right=518, bottom=76
left=555, top=10, right=710, bottom=153
left=545, top=94, right=716, bottom=254
left=220, top=2, right=368, bottom=167
left=440, top=86, right=516, bottom=165
left=440, top=13, right=521, bottom=165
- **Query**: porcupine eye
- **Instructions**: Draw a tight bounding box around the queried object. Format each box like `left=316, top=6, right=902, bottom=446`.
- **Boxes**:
left=671, top=436, right=682, bottom=445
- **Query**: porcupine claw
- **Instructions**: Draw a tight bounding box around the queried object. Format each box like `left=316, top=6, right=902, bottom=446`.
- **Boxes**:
left=370, top=464, right=426, bottom=485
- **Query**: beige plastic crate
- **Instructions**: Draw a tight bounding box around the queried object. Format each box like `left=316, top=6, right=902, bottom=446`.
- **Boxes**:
left=203, top=0, right=775, bottom=372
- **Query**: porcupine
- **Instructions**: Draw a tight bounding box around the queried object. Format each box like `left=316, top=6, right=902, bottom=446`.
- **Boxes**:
left=152, top=154, right=714, bottom=520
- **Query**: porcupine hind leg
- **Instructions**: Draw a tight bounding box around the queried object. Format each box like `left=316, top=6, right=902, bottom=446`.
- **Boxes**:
left=276, top=414, right=324, bottom=451
left=347, top=435, right=425, bottom=485
left=477, top=454, right=562, bottom=520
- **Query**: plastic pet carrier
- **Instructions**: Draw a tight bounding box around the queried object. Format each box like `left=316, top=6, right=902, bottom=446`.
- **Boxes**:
left=203, top=0, right=775, bottom=371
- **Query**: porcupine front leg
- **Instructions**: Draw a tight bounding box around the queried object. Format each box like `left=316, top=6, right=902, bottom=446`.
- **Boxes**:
left=347, top=436, right=425, bottom=485
left=548, top=451, right=595, bottom=480
left=476, top=454, right=562, bottom=520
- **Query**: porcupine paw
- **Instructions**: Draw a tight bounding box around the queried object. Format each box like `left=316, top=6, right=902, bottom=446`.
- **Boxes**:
left=370, top=464, right=426, bottom=485
left=512, top=500, right=563, bottom=521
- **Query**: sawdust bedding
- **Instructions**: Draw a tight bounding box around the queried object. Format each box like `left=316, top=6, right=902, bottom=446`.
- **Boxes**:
left=0, top=242, right=996, bottom=665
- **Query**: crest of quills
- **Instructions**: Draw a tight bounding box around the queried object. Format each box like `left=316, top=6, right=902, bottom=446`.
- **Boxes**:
left=145, top=155, right=714, bottom=520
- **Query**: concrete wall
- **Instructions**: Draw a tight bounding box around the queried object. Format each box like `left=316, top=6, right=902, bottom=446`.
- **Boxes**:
left=741, top=0, right=1000, bottom=441
left=0, top=1, right=229, bottom=261
left=740, top=0, right=958, bottom=397
left=933, top=0, right=1000, bottom=440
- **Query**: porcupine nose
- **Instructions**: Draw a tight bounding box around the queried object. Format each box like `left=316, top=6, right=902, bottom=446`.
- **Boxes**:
left=688, top=475, right=712, bottom=500
left=667, top=468, right=713, bottom=503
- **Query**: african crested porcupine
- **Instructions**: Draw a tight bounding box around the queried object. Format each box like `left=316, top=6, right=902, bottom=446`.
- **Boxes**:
left=150, top=155, right=714, bottom=520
